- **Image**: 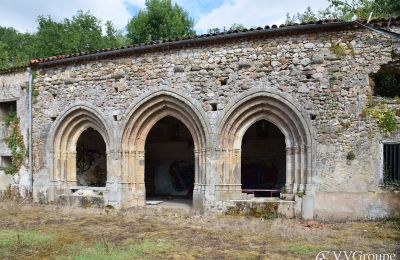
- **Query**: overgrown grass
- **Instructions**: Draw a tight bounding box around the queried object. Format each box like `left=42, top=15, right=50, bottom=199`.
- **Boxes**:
left=0, top=203, right=398, bottom=259
left=0, top=229, right=55, bottom=258
left=70, top=240, right=174, bottom=260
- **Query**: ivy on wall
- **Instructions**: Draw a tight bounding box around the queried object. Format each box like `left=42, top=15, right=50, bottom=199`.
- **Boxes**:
left=1, top=111, right=26, bottom=175
left=363, top=105, right=397, bottom=136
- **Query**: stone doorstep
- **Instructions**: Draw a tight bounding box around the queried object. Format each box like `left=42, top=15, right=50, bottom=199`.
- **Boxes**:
left=56, top=194, right=104, bottom=208
left=69, top=186, right=108, bottom=191
left=231, top=198, right=295, bottom=204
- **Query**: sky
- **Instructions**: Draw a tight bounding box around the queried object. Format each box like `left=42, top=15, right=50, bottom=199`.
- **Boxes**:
left=0, top=0, right=331, bottom=34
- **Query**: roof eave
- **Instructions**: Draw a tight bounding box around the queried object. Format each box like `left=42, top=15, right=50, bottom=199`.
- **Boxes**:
left=31, top=21, right=356, bottom=68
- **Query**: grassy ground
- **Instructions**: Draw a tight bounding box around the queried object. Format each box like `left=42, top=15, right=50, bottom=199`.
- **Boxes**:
left=0, top=201, right=398, bottom=259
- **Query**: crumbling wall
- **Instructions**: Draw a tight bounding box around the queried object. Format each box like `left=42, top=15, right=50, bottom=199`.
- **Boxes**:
left=30, top=26, right=400, bottom=218
left=0, top=70, right=30, bottom=197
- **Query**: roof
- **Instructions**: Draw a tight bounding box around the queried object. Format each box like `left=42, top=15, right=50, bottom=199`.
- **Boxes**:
left=0, top=65, right=28, bottom=75
left=1, top=16, right=399, bottom=74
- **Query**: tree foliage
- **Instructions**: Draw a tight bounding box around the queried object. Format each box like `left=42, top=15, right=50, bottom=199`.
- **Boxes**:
left=35, top=11, right=127, bottom=58
left=286, top=0, right=400, bottom=24
left=126, top=0, right=195, bottom=43
left=0, top=10, right=129, bottom=69
left=0, top=26, right=36, bottom=68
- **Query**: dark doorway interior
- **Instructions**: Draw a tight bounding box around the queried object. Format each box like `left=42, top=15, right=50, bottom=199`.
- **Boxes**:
left=145, top=116, right=194, bottom=202
left=241, top=120, right=286, bottom=197
left=76, top=128, right=107, bottom=187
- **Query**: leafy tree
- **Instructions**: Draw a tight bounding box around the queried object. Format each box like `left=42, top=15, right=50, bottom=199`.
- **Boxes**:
left=104, top=21, right=129, bottom=48
left=0, top=41, right=10, bottom=68
left=126, top=0, right=195, bottom=43
left=0, top=27, right=36, bottom=68
left=35, top=11, right=105, bottom=57
left=207, top=28, right=221, bottom=34
left=286, top=0, right=400, bottom=24
left=229, top=23, right=246, bottom=31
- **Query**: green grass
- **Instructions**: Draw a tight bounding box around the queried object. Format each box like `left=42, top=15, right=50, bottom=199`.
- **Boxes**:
left=287, top=244, right=321, bottom=255
left=70, top=239, right=174, bottom=260
left=0, top=229, right=56, bottom=258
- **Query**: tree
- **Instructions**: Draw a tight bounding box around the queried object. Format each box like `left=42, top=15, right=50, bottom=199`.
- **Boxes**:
left=104, top=21, right=129, bottom=48
left=229, top=23, right=246, bottom=31
left=0, top=26, right=35, bottom=68
left=329, top=0, right=400, bottom=20
left=286, top=0, right=400, bottom=24
left=35, top=11, right=105, bottom=57
left=0, top=41, right=10, bottom=68
left=126, top=0, right=195, bottom=43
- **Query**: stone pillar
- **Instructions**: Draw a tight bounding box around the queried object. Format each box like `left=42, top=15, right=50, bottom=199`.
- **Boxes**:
left=302, top=194, right=314, bottom=220
left=285, top=146, right=294, bottom=193
left=66, top=151, right=77, bottom=186
left=293, top=145, right=301, bottom=193
left=299, top=145, right=306, bottom=193
left=60, top=151, right=67, bottom=185
left=135, top=150, right=145, bottom=192
left=215, top=148, right=243, bottom=201
left=193, top=149, right=206, bottom=212
left=306, top=145, right=312, bottom=188
left=53, top=151, right=61, bottom=182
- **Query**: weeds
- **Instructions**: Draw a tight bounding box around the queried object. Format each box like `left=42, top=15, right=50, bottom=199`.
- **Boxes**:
left=0, top=202, right=398, bottom=259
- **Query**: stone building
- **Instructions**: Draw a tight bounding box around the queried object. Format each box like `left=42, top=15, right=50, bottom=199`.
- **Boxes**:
left=1, top=18, right=400, bottom=220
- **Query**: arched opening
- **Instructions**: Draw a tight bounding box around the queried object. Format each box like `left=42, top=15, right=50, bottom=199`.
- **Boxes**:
left=241, top=120, right=286, bottom=197
left=144, top=116, right=195, bottom=206
left=76, top=128, right=107, bottom=187
left=218, top=90, right=313, bottom=199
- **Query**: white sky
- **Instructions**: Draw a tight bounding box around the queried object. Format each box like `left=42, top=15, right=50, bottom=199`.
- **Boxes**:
left=0, top=0, right=331, bottom=34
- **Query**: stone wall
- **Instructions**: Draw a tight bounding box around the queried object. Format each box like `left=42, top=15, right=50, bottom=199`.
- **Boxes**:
left=27, top=25, right=400, bottom=219
left=0, top=70, right=30, bottom=195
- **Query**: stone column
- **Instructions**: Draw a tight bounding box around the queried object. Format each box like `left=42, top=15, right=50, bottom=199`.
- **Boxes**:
left=215, top=148, right=243, bottom=201
left=66, top=151, right=77, bottom=186
left=285, top=146, right=295, bottom=193
left=299, top=145, right=306, bottom=193
left=60, top=151, right=67, bottom=185
left=53, top=151, right=61, bottom=182
left=293, top=145, right=301, bottom=193
left=135, top=150, right=145, bottom=192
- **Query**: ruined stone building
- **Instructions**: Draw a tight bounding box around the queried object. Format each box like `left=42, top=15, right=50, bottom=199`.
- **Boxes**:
left=1, top=18, right=400, bottom=220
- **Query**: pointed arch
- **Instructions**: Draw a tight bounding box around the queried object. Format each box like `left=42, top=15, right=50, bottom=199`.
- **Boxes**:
left=217, top=88, right=314, bottom=196
left=120, top=89, right=211, bottom=207
left=48, top=103, right=113, bottom=186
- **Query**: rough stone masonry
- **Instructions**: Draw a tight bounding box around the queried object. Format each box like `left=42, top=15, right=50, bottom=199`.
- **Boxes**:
left=1, top=18, right=400, bottom=220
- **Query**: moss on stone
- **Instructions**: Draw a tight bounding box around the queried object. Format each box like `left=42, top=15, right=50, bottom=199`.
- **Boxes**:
left=226, top=201, right=280, bottom=219
left=330, top=42, right=346, bottom=57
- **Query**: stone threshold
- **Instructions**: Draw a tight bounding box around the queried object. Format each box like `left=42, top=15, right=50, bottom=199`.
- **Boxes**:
left=69, top=186, right=108, bottom=191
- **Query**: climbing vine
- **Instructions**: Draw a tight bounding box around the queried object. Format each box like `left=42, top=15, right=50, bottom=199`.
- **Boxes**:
left=1, top=111, right=26, bottom=175
left=330, top=41, right=345, bottom=57
left=363, top=106, right=397, bottom=136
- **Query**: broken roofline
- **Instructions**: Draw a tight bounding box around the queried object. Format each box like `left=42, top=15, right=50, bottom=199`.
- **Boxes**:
left=27, top=20, right=366, bottom=68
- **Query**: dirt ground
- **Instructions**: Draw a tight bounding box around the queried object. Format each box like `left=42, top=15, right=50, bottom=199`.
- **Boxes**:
left=0, top=201, right=399, bottom=259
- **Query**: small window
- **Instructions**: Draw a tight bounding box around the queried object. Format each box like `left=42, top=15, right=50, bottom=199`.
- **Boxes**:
left=0, top=156, right=12, bottom=168
left=0, top=101, right=17, bottom=123
left=383, top=143, right=400, bottom=184
left=372, top=65, right=400, bottom=98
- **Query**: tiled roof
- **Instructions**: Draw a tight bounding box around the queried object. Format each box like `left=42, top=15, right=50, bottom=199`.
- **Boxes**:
left=29, top=19, right=351, bottom=66
left=0, top=65, right=28, bottom=74
left=0, top=16, right=398, bottom=73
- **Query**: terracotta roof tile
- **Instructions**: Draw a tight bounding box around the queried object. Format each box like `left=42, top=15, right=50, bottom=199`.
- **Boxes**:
left=17, top=16, right=398, bottom=67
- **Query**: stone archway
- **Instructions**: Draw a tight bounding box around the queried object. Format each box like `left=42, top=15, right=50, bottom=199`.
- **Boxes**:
left=121, top=90, right=210, bottom=209
left=50, top=105, right=113, bottom=188
left=217, top=89, right=313, bottom=200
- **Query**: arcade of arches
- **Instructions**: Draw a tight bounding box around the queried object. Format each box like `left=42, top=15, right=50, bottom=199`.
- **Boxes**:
left=49, top=91, right=312, bottom=212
